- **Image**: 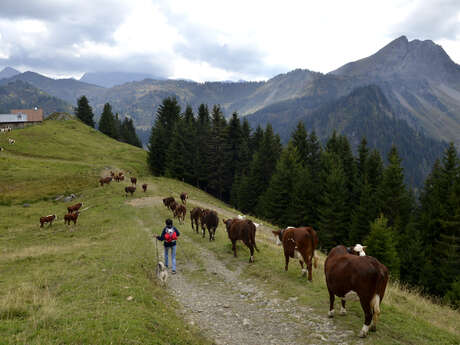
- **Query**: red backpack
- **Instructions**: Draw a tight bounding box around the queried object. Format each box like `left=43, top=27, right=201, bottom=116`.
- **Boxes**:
left=165, top=228, right=177, bottom=242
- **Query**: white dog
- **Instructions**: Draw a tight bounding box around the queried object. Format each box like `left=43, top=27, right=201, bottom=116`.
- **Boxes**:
left=157, top=261, right=169, bottom=286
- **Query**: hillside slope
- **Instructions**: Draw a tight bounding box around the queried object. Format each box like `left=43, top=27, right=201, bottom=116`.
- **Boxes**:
left=0, top=117, right=147, bottom=204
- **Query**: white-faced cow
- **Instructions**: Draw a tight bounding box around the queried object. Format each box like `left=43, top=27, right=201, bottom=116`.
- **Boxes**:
left=40, top=214, right=57, bottom=227
left=272, top=226, right=318, bottom=281
left=99, top=176, right=112, bottom=186
left=174, top=204, right=186, bottom=224
left=222, top=218, right=259, bottom=262
left=325, top=245, right=389, bottom=338
left=64, top=212, right=80, bottom=225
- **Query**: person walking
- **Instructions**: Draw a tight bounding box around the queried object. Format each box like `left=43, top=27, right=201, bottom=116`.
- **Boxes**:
left=157, top=218, right=180, bottom=274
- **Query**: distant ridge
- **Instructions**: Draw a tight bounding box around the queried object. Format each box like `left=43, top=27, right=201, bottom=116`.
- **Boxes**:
left=80, top=71, right=165, bottom=88
left=0, top=67, right=20, bottom=79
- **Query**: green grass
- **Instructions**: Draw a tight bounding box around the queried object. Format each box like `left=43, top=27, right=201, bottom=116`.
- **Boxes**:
left=1, top=118, right=459, bottom=344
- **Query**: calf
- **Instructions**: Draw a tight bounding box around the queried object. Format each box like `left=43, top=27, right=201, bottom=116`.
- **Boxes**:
left=190, top=207, right=203, bottom=233
left=174, top=204, right=186, bottom=224
left=202, top=209, right=219, bottom=241
left=130, top=177, right=137, bottom=186
left=8, top=138, right=15, bottom=144
left=180, top=192, right=188, bottom=204
left=40, top=214, right=57, bottom=227
left=64, top=212, right=79, bottom=225
left=325, top=245, right=389, bottom=338
left=223, top=218, right=259, bottom=262
left=272, top=226, right=319, bottom=281
left=142, top=183, right=147, bottom=192
left=67, top=202, right=83, bottom=213
left=125, top=186, right=136, bottom=197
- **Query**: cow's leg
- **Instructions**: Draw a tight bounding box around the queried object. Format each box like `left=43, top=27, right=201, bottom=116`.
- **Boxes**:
left=298, top=252, right=307, bottom=277
left=370, top=294, right=381, bottom=332
left=340, top=299, right=347, bottom=315
left=306, top=256, right=313, bottom=282
left=232, top=240, right=237, bottom=257
left=40, top=222, right=44, bottom=228
left=284, top=252, right=290, bottom=271
left=358, top=297, right=373, bottom=338
left=328, top=290, right=335, bottom=317
left=248, top=245, right=254, bottom=263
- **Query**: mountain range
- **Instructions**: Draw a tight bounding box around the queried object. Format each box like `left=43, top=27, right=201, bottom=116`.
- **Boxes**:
left=0, top=36, right=459, bottom=185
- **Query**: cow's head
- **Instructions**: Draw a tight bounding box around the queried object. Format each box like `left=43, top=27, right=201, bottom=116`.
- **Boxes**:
left=222, top=219, right=233, bottom=232
left=272, top=230, right=283, bottom=245
left=347, top=244, right=367, bottom=256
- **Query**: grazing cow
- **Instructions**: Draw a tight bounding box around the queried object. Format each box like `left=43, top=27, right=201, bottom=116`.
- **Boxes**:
left=163, top=197, right=175, bottom=209
left=325, top=245, right=389, bottom=338
left=8, top=138, right=15, bottom=144
left=64, top=212, right=79, bottom=225
left=40, top=214, right=57, bottom=227
left=99, top=176, right=112, bottom=186
left=201, top=209, right=219, bottom=241
left=180, top=192, right=188, bottom=204
left=118, top=172, right=123, bottom=177
left=110, top=171, right=115, bottom=177
left=130, top=177, right=137, bottom=186
left=272, top=226, right=318, bottom=281
left=125, top=186, right=136, bottom=197
left=142, top=183, right=147, bottom=192
left=67, top=202, right=83, bottom=213
left=119, top=175, right=124, bottom=181
left=174, top=204, right=186, bottom=224
left=222, top=218, right=259, bottom=262
left=190, top=207, right=203, bottom=233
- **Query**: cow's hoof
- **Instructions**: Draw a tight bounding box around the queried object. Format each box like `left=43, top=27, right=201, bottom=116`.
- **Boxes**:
left=370, top=324, right=376, bottom=332
left=328, top=310, right=334, bottom=318
left=339, top=307, right=347, bottom=315
left=359, top=325, right=369, bottom=338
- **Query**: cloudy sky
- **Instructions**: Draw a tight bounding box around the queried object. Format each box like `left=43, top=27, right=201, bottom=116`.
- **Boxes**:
left=0, top=0, right=459, bottom=82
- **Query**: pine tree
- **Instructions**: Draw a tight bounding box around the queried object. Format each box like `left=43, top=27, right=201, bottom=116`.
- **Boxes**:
left=147, top=97, right=181, bottom=175
left=75, top=95, right=95, bottom=127
left=181, top=105, right=197, bottom=184
left=195, top=104, right=211, bottom=189
left=349, top=179, right=377, bottom=244
left=120, top=118, right=142, bottom=147
left=318, top=152, right=349, bottom=250
left=258, top=145, right=301, bottom=226
left=291, top=122, right=308, bottom=165
left=366, top=215, right=400, bottom=279
left=224, top=112, right=243, bottom=195
left=207, top=105, right=228, bottom=200
left=98, top=103, right=116, bottom=138
left=165, top=118, right=186, bottom=179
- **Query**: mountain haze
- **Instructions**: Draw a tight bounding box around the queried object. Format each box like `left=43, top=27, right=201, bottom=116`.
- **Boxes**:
left=0, top=67, right=20, bottom=79
left=80, top=71, right=165, bottom=88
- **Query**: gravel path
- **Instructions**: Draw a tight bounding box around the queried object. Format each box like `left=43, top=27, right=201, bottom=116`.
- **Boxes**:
left=135, top=197, right=361, bottom=345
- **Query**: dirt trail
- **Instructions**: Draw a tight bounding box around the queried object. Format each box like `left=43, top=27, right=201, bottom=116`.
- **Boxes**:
left=134, top=197, right=360, bottom=345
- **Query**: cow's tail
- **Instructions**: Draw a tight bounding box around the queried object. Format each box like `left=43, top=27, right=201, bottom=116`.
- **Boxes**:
left=371, top=293, right=381, bottom=327
left=252, top=224, right=260, bottom=252
left=313, top=251, right=319, bottom=269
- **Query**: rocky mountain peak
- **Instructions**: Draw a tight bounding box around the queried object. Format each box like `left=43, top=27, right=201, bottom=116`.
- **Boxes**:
left=0, top=66, right=20, bottom=79
left=330, top=36, right=460, bottom=83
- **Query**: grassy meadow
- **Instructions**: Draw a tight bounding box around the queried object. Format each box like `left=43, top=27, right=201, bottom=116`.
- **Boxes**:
left=0, top=118, right=459, bottom=344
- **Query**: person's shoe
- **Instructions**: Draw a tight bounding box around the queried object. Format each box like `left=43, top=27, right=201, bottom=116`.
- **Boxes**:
left=172, top=270, right=176, bottom=274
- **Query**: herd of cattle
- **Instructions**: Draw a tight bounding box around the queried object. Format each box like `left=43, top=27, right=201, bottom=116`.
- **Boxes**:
left=163, top=194, right=389, bottom=338
left=38, top=174, right=388, bottom=338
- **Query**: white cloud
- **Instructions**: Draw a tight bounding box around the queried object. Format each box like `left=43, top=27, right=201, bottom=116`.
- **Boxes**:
left=0, top=0, right=459, bottom=81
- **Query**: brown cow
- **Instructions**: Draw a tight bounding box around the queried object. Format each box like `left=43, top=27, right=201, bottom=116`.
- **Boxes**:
left=325, top=245, right=389, bottom=338
left=130, top=177, right=137, bottom=186
left=201, top=209, right=218, bottom=241
left=67, top=202, right=83, bottom=214
left=163, top=197, right=175, bottom=209
left=190, top=207, right=203, bottom=233
left=272, top=226, right=318, bottom=281
left=169, top=201, right=178, bottom=213
left=125, top=186, right=136, bottom=197
left=142, top=183, right=147, bottom=192
left=64, top=212, right=79, bottom=225
left=174, top=204, right=186, bottom=224
left=99, top=176, right=112, bottom=186
left=40, top=214, right=57, bottom=227
left=222, top=218, right=259, bottom=262
left=180, top=192, right=188, bottom=204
